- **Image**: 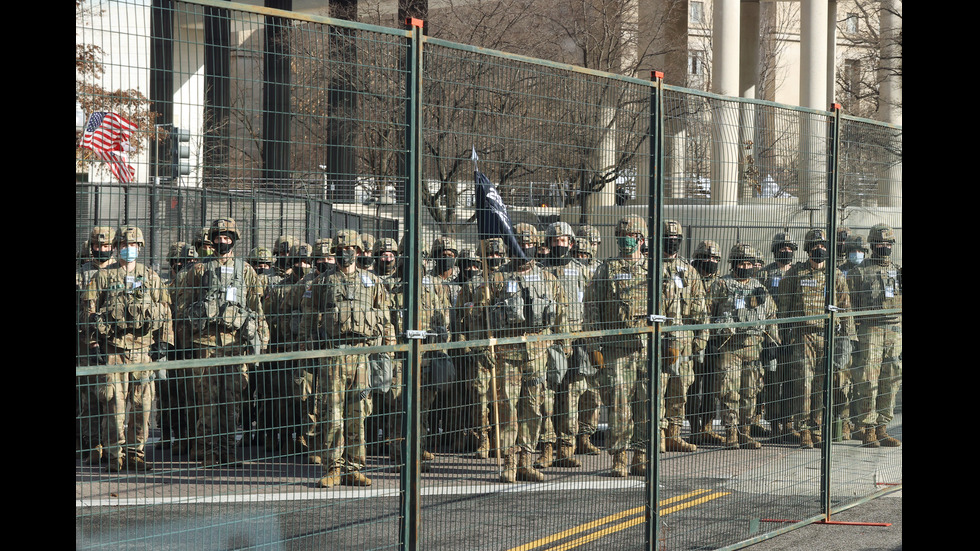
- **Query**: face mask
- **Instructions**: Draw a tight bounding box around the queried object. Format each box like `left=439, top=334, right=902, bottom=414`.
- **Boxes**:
left=487, top=257, right=505, bottom=270
left=616, top=236, right=638, bottom=255
left=435, top=256, right=456, bottom=274
left=847, top=251, right=865, bottom=265
left=119, top=245, right=139, bottom=263
left=733, top=266, right=755, bottom=279
left=873, top=245, right=892, bottom=258
left=316, top=261, right=331, bottom=274
left=693, top=259, right=718, bottom=276
left=377, top=258, right=395, bottom=275
left=356, top=256, right=375, bottom=270
left=663, top=237, right=681, bottom=256
left=774, top=250, right=794, bottom=264
left=550, top=245, right=569, bottom=259
left=809, top=248, right=828, bottom=263
left=276, top=256, right=290, bottom=270
left=337, top=249, right=357, bottom=268
left=92, top=249, right=113, bottom=262
left=214, top=241, right=234, bottom=256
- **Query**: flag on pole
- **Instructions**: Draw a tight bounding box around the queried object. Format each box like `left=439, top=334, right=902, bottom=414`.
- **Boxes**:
left=80, top=111, right=138, bottom=183
left=473, top=148, right=527, bottom=262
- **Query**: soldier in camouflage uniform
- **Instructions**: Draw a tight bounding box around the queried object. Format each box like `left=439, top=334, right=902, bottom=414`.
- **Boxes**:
left=540, top=222, right=595, bottom=468
left=480, top=224, right=569, bottom=482
left=301, top=230, right=395, bottom=487
left=775, top=228, right=856, bottom=448
left=452, top=238, right=506, bottom=459
left=83, top=226, right=174, bottom=471
left=834, top=234, right=870, bottom=439
left=848, top=224, right=902, bottom=447
left=705, top=244, right=780, bottom=449
left=660, top=220, right=709, bottom=453
left=570, top=228, right=603, bottom=455
left=358, top=233, right=377, bottom=272
left=425, top=236, right=463, bottom=450
left=370, top=237, right=406, bottom=464
left=176, top=218, right=269, bottom=466
left=77, top=227, right=117, bottom=465
left=687, top=239, right=725, bottom=446
left=585, top=215, right=651, bottom=477
left=194, top=228, right=214, bottom=259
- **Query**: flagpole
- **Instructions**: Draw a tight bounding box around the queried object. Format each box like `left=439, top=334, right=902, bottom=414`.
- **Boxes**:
left=479, top=239, right=504, bottom=471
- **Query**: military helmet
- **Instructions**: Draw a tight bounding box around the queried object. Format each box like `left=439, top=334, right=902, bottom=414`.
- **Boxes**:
left=844, top=235, right=870, bottom=253
left=248, top=246, right=274, bottom=265
left=114, top=226, right=145, bottom=247
left=209, top=217, right=240, bottom=241
left=803, top=228, right=830, bottom=251
left=577, top=224, right=601, bottom=245
left=458, top=248, right=479, bottom=267
left=90, top=226, right=116, bottom=247
left=545, top=221, right=575, bottom=240
left=572, top=239, right=595, bottom=258
left=513, top=223, right=541, bottom=246
left=770, top=231, right=798, bottom=253
left=333, top=229, right=360, bottom=252
left=168, top=241, right=188, bottom=262
left=431, top=235, right=460, bottom=256
left=274, top=235, right=297, bottom=257
left=694, top=239, right=723, bottom=259
left=483, top=238, right=507, bottom=257
left=616, top=215, right=648, bottom=239
left=373, top=237, right=399, bottom=256
left=360, top=233, right=377, bottom=255
left=836, top=226, right=852, bottom=244
left=291, top=242, right=313, bottom=261
left=729, top=243, right=756, bottom=265
left=178, top=243, right=198, bottom=262
left=312, top=238, right=333, bottom=260
left=663, top=219, right=683, bottom=237
left=868, top=223, right=897, bottom=244
left=194, top=228, right=212, bottom=248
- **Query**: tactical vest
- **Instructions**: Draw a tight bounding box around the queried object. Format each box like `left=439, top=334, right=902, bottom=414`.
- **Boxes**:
left=491, top=267, right=557, bottom=334
left=320, top=269, right=383, bottom=342
left=97, top=265, right=164, bottom=335
left=547, top=260, right=588, bottom=330
left=188, top=258, right=256, bottom=337
left=712, top=276, right=770, bottom=342
left=858, top=262, right=902, bottom=324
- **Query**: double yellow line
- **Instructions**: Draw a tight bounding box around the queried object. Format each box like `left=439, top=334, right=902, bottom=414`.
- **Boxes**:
left=507, top=489, right=730, bottom=551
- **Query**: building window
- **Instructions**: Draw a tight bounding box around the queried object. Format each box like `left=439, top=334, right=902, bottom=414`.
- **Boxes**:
left=690, top=1, right=704, bottom=25
left=689, top=50, right=705, bottom=76
left=845, top=13, right=858, bottom=34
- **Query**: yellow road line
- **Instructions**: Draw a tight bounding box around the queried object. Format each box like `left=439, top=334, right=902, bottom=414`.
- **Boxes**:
left=659, top=491, right=730, bottom=516
left=506, top=489, right=712, bottom=551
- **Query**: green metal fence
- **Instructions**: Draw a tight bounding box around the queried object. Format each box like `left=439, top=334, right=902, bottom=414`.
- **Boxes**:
left=76, top=2, right=902, bottom=550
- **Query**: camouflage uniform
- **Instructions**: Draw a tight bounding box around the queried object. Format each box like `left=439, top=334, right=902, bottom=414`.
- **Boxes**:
left=176, top=218, right=269, bottom=465
left=571, top=228, right=603, bottom=452
left=76, top=227, right=117, bottom=465
left=83, top=226, right=174, bottom=470
left=706, top=244, right=779, bottom=449
left=687, top=239, right=724, bottom=446
left=661, top=220, right=709, bottom=452
left=370, top=237, right=405, bottom=462
left=157, top=241, right=197, bottom=455
left=481, top=224, right=568, bottom=482
left=425, top=236, right=461, bottom=450
left=848, top=224, right=902, bottom=447
left=775, top=229, right=855, bottom=448
left=301, top=229, right=394, bottom=487
left=835, top=235, right=871, bottom=439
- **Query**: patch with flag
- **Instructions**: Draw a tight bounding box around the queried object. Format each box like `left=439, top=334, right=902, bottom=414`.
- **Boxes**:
left=81, top=111, right=138, bottom=183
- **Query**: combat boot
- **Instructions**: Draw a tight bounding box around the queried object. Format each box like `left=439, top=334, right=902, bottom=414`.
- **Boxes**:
left=553, top=444, right=582, bottom=468
left=778, top=423, right=801, bottom=444
left=799, top=429, right=814, bottom=449
left=610, top=451, right=628, bottom=477
left=500, top=452, right=517, bottom=483
left=105, top=456, right=125, bottom=473
left=318, top=467, right=343, bottom=488
left=876, top=426, right=901, bottom=447
left=629, top=451, right=647, bottom=476
left=737, top=426, right=762, bottom=449
left=841, top=420, right=853, bottom=441
left=861, top=426, right=879, bottom=448
left=659, top=429, right=666, bottom=453
left=749, top=409, right=771, bottom=438
left=342, top=470, right=372, bottom=486
left=690, top=423, right=725, bottom=446
left=850, top=426, right=865, bottom=441
left=474, top=431, right=490, bottom=459
left=664, top=425, right=697, bottom=453
left=533, top=443, right=554, bottom=469
left=420, top=449, right=435, bottom=461
left=82, top=445, right=103, bottom=466
left=577, top=434, right=601, bottom=455
left=723, top=425, right=740, bottom=449
left=125, top=455, right=153, bottom=471
left=517, top=453, right=546, bottom=482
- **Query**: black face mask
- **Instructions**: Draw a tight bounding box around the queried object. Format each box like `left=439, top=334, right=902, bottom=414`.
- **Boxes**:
left=809, top=248, right=828, bottom=263
left=774, top=250, right=794, bottom=264
left=214, top=241, right=234, bottom=256
left=356, top=256, right=375, bottom=270
left=316, top=261, right=331, bottom=274
left=276, top=256, right=290, bottom=270
left=663, top=237, right=681, bottom=256
left=435, top=256, right=456, bottom=275
left=733, top=266, right=755, bottom=279
left=873, top=245, right=892, bottom=258
left=487, top=257, right=505, bottom=270
left=337, top=249, right=357, bottom=268
left=550, top=245, right=570, bottom=259
left=92, top=249, right=113, bottom=262
left=693, top=259, right=718, bottom=276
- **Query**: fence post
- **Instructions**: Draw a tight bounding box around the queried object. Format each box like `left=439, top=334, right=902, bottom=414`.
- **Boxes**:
left=821, top=103, right=844, bottom=518
left=647, top=70, right=666, bottom=550
left=400, top=17, right=425, bottom=551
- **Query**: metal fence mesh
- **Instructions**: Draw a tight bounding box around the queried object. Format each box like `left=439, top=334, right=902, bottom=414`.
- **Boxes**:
left=76, top=2, right=902, bottom=550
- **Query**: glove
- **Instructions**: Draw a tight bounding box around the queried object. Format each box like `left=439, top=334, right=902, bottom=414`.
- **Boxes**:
left=151, top=342, right=171, bottom=363
left=90, top=344, right=108, bottom=366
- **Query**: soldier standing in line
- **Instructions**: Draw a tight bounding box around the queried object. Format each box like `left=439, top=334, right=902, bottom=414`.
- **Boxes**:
left=176, top=218, right=269, bottom=466
left=848, top=224, right=902, bottom=448
left=570, top=229, right=603, bottom=456
left=756, top=231, right=798, bottom=438
left=776, top=228, right=855, bottom=448
left=83, top=226, right=174, bottom=471
left=481, top=224, right=568, bottom=482
left=687, top=239, right=725, bottom=446
left=835, top=234, right=870, bottom=440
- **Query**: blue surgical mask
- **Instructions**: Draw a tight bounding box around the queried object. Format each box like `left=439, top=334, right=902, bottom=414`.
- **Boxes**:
left=847, top=251, right=865, bottom=265
left=119, top=245, right=139, bottom=263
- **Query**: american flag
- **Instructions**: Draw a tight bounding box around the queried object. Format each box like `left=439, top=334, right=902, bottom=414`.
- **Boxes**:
left=80, top=111, right=137, bottom=183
